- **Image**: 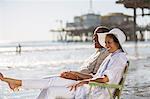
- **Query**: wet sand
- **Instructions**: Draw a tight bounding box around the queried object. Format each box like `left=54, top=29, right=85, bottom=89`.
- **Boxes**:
left=122, top=58, right=150, bottom=99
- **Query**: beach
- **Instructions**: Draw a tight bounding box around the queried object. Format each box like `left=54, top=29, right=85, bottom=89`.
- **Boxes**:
left=0, top=41, right=150, bottom=99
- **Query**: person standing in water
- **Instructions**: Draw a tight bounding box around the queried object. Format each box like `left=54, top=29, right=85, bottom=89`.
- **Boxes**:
left=16, top=43, right=21, bottom=54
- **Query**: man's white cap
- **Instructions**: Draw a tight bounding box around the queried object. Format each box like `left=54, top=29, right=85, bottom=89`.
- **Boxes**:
left=97, top=28, right=126, bottom=47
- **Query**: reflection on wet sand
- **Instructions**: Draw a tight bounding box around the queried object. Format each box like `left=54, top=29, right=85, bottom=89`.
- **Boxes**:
left=122, top=58, right=150, bottom=99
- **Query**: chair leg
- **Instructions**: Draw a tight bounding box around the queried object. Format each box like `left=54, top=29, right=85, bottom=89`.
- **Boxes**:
left=117, top=95, right=120, bottom=99
left=107, top=88, right=114, bottom=99
left=88, top=86, right=92, bottom=99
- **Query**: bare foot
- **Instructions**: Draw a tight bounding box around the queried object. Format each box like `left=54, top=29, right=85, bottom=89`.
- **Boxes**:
left=0, top=73, right=4, bottom=80
left=8, top=82, right=20, bottom=91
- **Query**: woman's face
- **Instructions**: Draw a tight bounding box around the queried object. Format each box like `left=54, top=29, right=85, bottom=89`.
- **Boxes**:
left=105, top=35, right=119, bottom=53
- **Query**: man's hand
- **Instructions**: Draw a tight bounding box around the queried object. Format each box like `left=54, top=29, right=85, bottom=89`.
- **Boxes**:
left=60, top=71, right=79, bottom=80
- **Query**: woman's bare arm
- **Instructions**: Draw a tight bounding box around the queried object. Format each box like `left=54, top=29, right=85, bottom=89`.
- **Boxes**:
left=90, top=75, right=109, bottom=83
left=68, top=75, right=109, bottom=91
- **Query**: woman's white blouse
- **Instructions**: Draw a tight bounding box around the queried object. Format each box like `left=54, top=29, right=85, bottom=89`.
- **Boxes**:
left=94, top=51, right=128, bottom=84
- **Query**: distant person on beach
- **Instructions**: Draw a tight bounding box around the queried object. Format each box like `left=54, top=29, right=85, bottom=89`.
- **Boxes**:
left=16, top=43, right=21, bottom=54
left=18, top=44, right=21, bottom=53
left=0, top=28, right=128, bottom=99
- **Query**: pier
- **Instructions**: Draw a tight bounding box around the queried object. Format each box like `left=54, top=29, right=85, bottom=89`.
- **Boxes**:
left=50, top=0, right=150, bottom=42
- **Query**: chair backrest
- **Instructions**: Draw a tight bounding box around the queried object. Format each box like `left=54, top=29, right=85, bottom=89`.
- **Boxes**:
left=113, top=61, right=129, bottom=98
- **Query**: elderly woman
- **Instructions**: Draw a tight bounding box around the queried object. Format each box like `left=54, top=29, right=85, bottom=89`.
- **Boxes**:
left=0, top=28, right=128, bottom=99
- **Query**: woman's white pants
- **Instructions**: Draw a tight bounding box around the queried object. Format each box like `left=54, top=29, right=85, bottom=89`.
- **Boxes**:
left=22, top=76, right=90, bottom=99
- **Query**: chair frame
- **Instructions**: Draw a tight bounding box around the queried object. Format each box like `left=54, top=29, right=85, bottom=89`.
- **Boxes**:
left=88, top=61, right=129, bottom=99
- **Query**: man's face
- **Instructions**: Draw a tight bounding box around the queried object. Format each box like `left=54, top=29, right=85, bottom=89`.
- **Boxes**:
left=93, top=33, right=101, bottom=48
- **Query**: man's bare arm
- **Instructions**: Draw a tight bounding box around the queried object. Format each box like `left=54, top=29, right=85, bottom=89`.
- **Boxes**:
left=68, top=71, right=93, bottom=80
left=60, top=71, right=92, bottom=80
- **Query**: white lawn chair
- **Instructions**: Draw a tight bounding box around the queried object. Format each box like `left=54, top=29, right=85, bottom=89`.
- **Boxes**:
left=88, top=61, right=129, bottom=99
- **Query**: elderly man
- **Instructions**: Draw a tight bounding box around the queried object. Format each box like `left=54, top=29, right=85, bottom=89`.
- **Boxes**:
left=60, top=26, right=110, bottom=80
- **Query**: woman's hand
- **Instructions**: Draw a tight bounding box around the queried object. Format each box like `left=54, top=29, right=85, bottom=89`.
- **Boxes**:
left=67, top=80, right=88, bottom=91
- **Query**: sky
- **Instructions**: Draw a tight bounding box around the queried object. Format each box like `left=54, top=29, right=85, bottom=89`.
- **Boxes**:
left=0, top=0, right=149, bottom=42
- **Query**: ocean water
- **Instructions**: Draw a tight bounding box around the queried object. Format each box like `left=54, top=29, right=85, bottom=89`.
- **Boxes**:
left=0, top=41, right=150, bottom=99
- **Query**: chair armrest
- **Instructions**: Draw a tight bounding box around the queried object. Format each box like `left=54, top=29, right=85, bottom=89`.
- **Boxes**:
left=89, top=82, right=122, bottom=90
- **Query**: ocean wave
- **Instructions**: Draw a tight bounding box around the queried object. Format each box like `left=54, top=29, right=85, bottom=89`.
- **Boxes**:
left=127, top=55, right=148, bottom=60
left=0, top=59, right=84, bottom=69
left=123, top=41, right=150, bottom=48
left=0, top=45, right=92, bottom=53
